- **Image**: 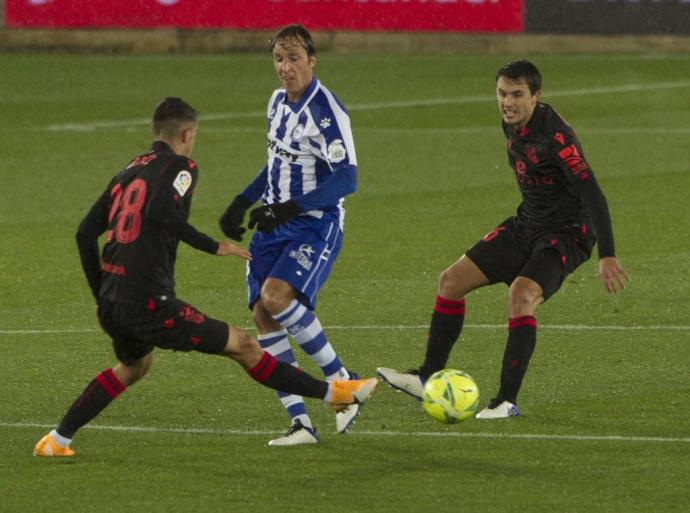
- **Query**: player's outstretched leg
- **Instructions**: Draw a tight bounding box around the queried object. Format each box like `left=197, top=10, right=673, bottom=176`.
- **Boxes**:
left=271, top=299, right=362, bottom=434
left=231, top=326, right=378, bottom=411
left=378, top=295, right=466, bottom=401
left=244, top=350, right=377, bottom=408
left=476, top=315, right=536, bottom=419
left=34, top=358, right=150, bottom=457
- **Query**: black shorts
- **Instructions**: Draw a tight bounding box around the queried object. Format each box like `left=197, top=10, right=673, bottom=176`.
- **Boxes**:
left=465, top=217, right=595, bottom=300
left=97, top=297, right=229, bottom=365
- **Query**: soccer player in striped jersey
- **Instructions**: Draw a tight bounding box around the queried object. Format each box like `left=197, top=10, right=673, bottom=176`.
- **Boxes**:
left=377, top=60, right=629, bottom=419
left=33, top=98, right=377, bottom=458
left=219, top=25, right=360, bottom=446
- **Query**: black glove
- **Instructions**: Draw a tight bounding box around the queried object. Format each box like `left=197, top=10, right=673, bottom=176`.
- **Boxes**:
left=219, top=195, right=253, bottom=241
left=248, top=200, right=300, bottom=233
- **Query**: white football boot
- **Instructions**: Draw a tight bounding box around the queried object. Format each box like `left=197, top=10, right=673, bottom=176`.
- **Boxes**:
left=268, top=420, right=319, bottom=446
left=476, top=400, right=521, bottom=419
left=376, top=367, right=424, bottom=400
left=334, top=369, right=363, bottom=434
left=335, top=403, right=360, bottom=434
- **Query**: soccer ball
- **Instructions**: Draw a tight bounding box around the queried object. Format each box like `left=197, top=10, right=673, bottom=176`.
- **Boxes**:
left=422, top=369, right=480, bottom=424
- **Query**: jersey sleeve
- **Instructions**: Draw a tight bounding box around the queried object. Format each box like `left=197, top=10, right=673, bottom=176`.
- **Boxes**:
left=294, top=94, right=358, bottom=212
left=76, top=187, right=111, bottom=300
left=549, top=126, right=616, bottom=258
left=146, top=158, right=219, bottom=254
left=239, top=165, right=268, bottom=204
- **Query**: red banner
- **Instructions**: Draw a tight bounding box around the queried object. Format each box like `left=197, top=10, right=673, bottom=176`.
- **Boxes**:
left=6, top=0, right=523, bottom=33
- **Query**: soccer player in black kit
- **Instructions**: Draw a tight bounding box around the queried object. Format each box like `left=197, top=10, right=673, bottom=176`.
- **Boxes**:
left=377, top=61, right=629, bottom=418
left=33, top=98, right=377, bottom=457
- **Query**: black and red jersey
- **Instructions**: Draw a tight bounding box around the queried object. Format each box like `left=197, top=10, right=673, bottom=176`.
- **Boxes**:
left=76, top=141, right=219, bottom=306
left=503, top=103, right=615, bottom=257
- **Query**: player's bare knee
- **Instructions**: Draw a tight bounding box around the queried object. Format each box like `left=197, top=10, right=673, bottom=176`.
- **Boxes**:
left=508, top=277, right=543, bottom=315
left=438, top=267, right=464, bottom=299
left=113, top=354, right=152, bottom=386
left=224, top=327, right=262, bottom=362
left=259, top=288, right=288, bottom=315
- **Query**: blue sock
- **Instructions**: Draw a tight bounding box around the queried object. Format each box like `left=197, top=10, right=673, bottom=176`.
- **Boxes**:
left=273, top=300, right=349, bottom=380
left=257, top=330, right=311, bottom=428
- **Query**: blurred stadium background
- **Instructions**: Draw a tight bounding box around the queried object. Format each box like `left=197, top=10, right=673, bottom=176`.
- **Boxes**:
left=1, top=0, right=690, bottom=53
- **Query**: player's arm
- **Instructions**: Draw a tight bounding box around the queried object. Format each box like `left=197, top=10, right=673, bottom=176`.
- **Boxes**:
left=293, top=104, right=358, bottom=211
left=551, top=131, right=629, bottom=293
left=219, top=165, right=267, bottom=241
left=293, top=163, right=357, bottom=212
left=147, top=161, right=250, bottom=259
left=569, top=176, right=629, bottom=294
left=75, top=189, right=110, bottom=301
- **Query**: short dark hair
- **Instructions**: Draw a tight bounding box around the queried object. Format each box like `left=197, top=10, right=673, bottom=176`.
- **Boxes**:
left=152, top=97, right=197, bottom=137
left=496, top=60, right=542, bottom=95
left=270, top=24, right=316, bottom=57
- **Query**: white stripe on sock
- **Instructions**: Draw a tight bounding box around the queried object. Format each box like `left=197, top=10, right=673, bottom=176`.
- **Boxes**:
left=291, top=317, right=323, bottom=345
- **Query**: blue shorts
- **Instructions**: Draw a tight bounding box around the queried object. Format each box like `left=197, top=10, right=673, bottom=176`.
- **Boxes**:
left=247, top=215, right=343, bottom=311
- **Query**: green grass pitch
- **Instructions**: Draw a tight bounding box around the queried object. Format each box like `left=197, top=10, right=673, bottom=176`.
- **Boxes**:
left=1, top=51, right=689, bottom=513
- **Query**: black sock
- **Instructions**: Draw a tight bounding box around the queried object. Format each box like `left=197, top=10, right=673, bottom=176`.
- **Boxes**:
left=247, top=352, right=328, bottom=399
left=496, top=316, right=537, bottom=405
left=419, top=296, right=465, bottom=380
left=57, top=368, right=126, bottom=438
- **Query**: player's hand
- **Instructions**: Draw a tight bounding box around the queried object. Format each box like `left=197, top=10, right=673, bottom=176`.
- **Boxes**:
left=216, top=241, right=252, bottom=260
left=598, top=257, right=629, bottom=294
left=248, top=200, right=300, bottom=233
left=219, top=195, right=253, bottom=241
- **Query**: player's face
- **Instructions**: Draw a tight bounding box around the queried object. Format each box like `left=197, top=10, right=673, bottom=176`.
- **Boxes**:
left=272, top=37, right=316, bottom=102
left=496, top=76, right=540, bottom=130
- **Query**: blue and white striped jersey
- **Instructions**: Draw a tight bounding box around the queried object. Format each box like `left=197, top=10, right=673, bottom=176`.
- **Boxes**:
left=241, top=77, right=357, bottom=230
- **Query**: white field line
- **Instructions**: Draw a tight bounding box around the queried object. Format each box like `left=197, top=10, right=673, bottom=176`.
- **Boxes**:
left=44, top=80, right=690, bottom=132
left=2, top=323, right=689, bottom=335
left=3, top=421, right=688, bottom=444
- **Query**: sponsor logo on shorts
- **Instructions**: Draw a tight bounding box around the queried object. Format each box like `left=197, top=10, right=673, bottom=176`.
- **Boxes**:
left=289, top=244, right=315, bottom=271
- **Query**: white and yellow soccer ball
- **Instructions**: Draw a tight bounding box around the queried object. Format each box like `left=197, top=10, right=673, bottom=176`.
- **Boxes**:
left=422, top=369, right=480, bottom=424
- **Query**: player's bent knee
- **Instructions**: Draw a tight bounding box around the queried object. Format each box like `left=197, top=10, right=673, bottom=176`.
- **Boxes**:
left=114, top=353, right=153, bottom=386
left=259, top=279, right=296, bottom=315
left=508, top=277, right=543, bottom=315
left=258, top=292, right=288, bottom=316
left=438, top=257, right=486, bottom=299
left=223, top=327, right=262, bottom=366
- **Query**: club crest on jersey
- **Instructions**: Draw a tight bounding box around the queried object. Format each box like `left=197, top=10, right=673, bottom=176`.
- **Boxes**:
left=327, top=139, right=347, bottom=163
left=291, top=124, right=304, bottom=141
left=289, top=244, right=315, bottom=270
left=173, top=170, right=192, bottom=196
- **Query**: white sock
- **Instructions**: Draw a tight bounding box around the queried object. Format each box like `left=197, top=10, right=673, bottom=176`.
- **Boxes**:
left=50, top=429, right=72, bottom=448
left=323, top=384, right=334, bottom=403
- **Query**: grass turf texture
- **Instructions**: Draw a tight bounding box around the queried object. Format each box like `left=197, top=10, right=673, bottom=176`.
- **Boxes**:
left=1, top=52, right=689, bottom=513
